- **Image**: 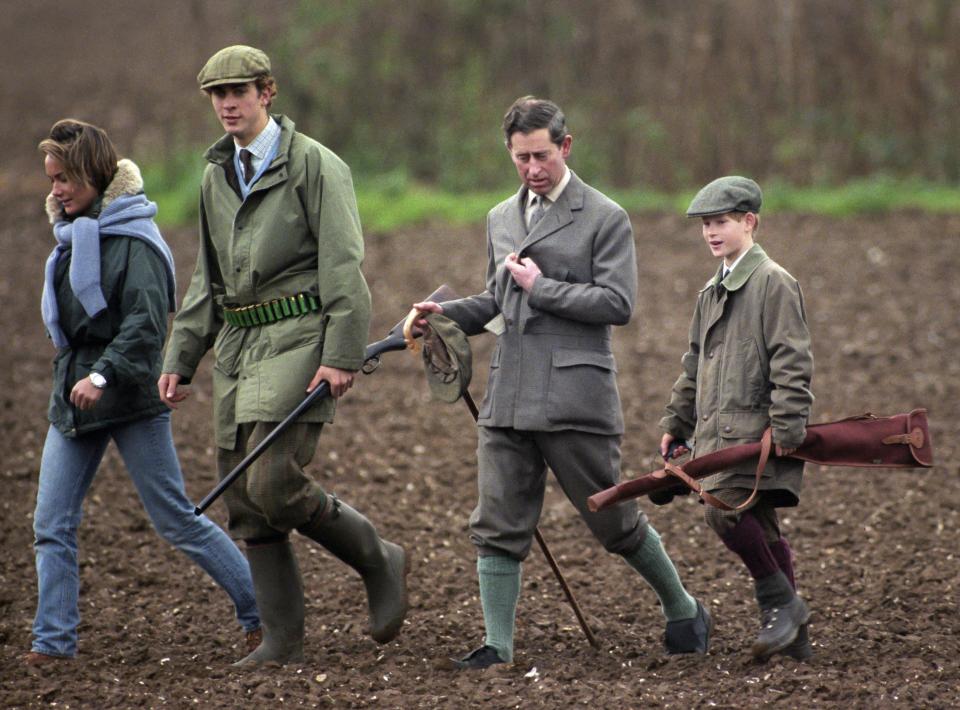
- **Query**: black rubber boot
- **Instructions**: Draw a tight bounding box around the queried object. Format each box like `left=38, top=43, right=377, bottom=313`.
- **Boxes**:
left=664, top=599, right=712, bottom=654
left=234, top=541, right=305, bottom=666
left=752, top=570, right=810, bottom=660
left=298, top=497, right=409, bottom=643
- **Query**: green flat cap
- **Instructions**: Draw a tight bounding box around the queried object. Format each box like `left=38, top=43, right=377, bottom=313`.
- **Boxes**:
left=198, top=45, right=271, bottom=89
left=687, top=176, right=762, bottom=217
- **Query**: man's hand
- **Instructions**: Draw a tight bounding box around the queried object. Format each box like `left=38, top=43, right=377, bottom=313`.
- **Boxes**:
left=504, top=252, right=542, bottom=292
left=70, top=377, right=103, bottom=411
left=411, top=301, right=444, bottom=333
left=308, top=365, right=355, bottom=398
left=159, top=373, right=191, bottom=409
left=775, top=444, right=796, bottom=457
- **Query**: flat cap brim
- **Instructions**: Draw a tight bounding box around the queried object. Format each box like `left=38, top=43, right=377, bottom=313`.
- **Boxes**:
left=687, top=176, right=762, bottom=217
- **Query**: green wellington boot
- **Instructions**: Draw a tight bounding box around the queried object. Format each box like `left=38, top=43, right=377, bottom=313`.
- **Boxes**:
left=234, top=541, right=305, bottom=666
left=298, top=497, right=409, bottom=643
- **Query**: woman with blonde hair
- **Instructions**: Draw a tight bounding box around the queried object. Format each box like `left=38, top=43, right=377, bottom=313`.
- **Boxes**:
left=26, top=119, right=259, bottom=665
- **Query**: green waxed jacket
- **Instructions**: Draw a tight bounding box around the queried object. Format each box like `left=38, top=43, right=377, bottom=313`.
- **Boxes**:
left=162, top=115, right=371, bottom=449
left=659, top=244, right=814, bottom=506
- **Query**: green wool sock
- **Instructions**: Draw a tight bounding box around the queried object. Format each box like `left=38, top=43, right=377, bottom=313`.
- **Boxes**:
left=623, top=526, right=698, bottom=621
left=477, top=554, right=521, bottom=662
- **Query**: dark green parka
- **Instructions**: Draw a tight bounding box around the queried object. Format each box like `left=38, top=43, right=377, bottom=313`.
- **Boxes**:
left=45, top=160, right=172, bottom=437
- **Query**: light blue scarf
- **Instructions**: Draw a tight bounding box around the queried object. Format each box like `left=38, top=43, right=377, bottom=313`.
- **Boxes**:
left=40, top=193, right=176, bottom=348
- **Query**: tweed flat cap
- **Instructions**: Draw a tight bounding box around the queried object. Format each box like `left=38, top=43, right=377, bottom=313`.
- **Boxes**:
left=198, top=45, right=271, bottom=89
left=687, top=176, right=762, bottom=217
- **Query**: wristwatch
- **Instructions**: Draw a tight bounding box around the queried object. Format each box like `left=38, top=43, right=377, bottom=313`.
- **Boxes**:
left=89, top=372, right=108, bottom=389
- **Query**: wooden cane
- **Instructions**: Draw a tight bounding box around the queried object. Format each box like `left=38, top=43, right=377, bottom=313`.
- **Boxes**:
left=406, top=308, right=599, bottom=647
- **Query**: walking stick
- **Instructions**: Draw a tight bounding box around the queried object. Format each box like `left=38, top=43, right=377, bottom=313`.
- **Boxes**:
left=405, top=309, right=599, bottom=648
left=462, top=391, right=600, bottom=648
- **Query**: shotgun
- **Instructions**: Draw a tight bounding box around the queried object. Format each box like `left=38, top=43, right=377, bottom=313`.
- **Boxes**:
left=194, top=284, right=459, bottom=516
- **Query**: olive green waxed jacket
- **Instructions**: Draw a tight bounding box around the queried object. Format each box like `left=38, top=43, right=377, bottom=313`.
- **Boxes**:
left=659, top=244, right=814, bottom=505
left=162, top=116, right=371, bottom=449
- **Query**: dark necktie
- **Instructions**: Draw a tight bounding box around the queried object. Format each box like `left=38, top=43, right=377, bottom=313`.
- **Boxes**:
left=528, top=196, right=547, bottom=232
left=239, top=148, right=254, bottom=182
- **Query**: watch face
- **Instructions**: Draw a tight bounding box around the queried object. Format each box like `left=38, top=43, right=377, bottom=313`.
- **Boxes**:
left=90, top=372, right=107, bottom=389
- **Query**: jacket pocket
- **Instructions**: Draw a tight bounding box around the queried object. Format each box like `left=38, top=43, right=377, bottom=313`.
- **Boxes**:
left=237, top=338, right=324, bottom=420
left=546, top=348, right=621, bottom=431
left=478, top=342, right=501, bottom=419
left=214, top=324, right=246, bottom=376
left=722, top=337, right=766, bottom=409
left=718, top=410, right=770, bottom=443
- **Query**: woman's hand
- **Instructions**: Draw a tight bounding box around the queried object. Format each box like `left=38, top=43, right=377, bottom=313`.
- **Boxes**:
left=70, top=377, right=103, bottom=410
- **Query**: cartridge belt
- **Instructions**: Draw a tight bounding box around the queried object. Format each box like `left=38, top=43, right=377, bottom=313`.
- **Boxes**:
left=223, top=292, right=320, bottom=327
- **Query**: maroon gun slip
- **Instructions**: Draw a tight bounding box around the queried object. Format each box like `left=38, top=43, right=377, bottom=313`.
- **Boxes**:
left=587, top=409, right=934, bottom=512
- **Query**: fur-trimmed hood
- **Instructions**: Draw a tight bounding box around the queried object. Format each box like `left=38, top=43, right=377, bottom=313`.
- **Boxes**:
left=45, top=158, right=144, bottom=224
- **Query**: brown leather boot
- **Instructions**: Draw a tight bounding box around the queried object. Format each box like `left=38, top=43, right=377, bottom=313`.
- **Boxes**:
left=244, top=627, right=263, bottom=654
left=23, top=651, right=73, bottom=667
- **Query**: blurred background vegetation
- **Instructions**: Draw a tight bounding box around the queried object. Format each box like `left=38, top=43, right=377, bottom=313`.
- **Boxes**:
left=5, top=0, right=960, bottom=229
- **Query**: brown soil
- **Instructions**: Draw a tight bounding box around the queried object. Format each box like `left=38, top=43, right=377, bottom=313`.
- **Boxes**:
left=1, top=200, right=958, bottom=707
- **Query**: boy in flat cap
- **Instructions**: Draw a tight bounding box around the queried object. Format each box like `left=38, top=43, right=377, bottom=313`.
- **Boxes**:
left=159, top=45, right=408, bottom=666
left=657, top=176, right=815, bottom=661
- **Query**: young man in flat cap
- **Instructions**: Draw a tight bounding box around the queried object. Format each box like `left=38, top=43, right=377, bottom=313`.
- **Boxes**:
left=415, top=96, right=711, bottom=669
left=658, top=176, right=815, bottom=661
left=159, top=45, right=408, bottom=666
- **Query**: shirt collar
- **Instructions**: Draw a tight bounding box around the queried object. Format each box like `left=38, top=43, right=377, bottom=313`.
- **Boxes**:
left=713, top=244, right=769, bottom=292
left=234, top=116, right=280, bottom=160
left=527, top=166, right=571, bottom=208
left=722, top=248, right=750, bottom=278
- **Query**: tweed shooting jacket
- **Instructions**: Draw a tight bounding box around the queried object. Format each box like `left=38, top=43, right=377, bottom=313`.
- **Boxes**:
left=442, top=171, right=637, bottom=435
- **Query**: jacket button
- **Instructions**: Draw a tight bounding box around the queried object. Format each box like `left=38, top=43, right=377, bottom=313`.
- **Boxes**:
left=723, top=425, right=732, bottom=433
left=506, top=318, right=513, bottom=326
left=702, top=414, right=709, bottom=421
left=707, top=350, right=715, bottom=359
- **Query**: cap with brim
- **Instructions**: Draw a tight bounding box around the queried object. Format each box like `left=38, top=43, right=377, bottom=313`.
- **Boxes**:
left=686, top=176, right=762, bottom=217
left=198, top=45, right=271, bottom=90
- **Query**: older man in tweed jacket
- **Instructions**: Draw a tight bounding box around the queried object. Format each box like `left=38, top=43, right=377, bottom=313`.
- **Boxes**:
left=415, top=96, right=711, bottom=669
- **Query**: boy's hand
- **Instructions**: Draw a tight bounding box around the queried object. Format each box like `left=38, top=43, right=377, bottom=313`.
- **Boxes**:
left=776, top=444, right=797, bottom=457
left=650, top=433, right=692, bottom=505
left=659, top=433, right=689, bottom=460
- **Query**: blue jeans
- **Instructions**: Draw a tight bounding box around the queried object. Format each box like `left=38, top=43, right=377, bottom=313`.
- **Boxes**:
left=32, top=411, right=259, bottom=657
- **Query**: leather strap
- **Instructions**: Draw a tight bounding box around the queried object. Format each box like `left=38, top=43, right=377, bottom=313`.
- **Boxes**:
left=662, top=428, right=774, bottom=511
left=882, top=428, right=925, bottom=448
